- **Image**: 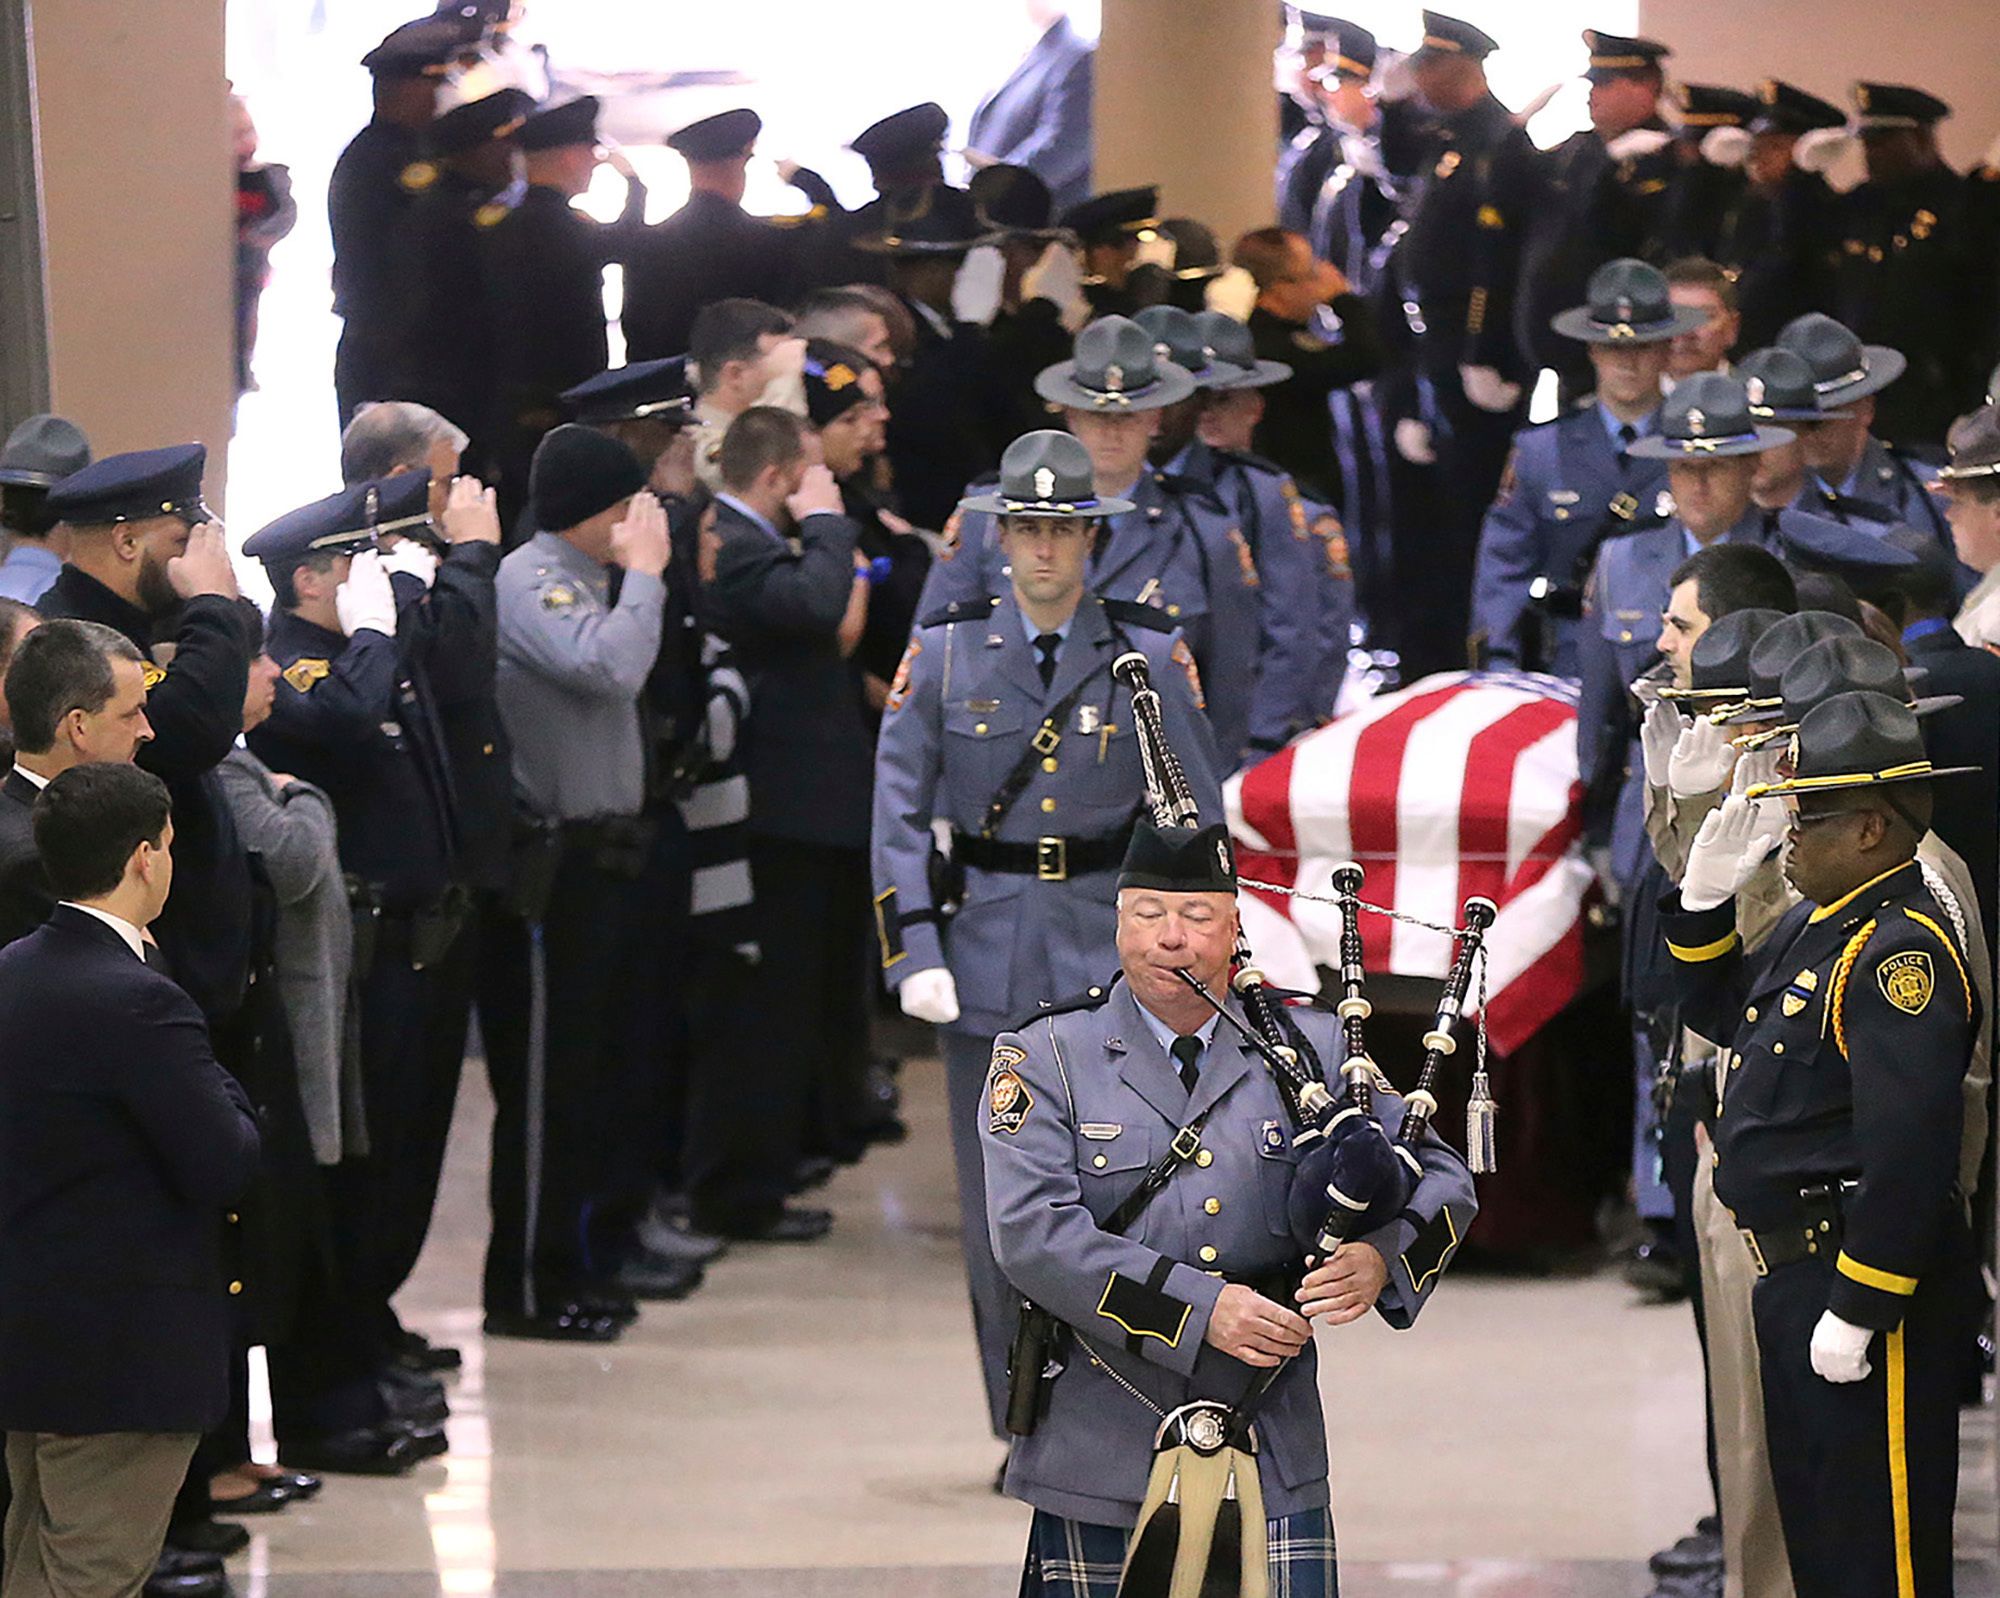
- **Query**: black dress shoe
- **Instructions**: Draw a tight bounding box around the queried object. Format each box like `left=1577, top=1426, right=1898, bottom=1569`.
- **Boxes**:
left=397, top=1421, right=449, bottom=1461
left=264, top=1469, right=322, bottom=1499
left=166, top=1519, right=250, bottom=1558
left=572, top=1288, right=640, bottom=1324
left=145, top=1567, right=229, bottom=1598
left=152, top=1547, right=224, bottom=1577
left=613, top=1248, right=705, bottom=1301
left=394, top=1327, right=463, bottom=1372
left=483, top=1303, right=623, bottom=1342
left=724, top=1205, right=833, bottom=1243
left=209, top=1479, right=294, bottom=1516
left=790, top=1156, right=837, bottom=1191
left=282, top=1423, right=420, bottom=1476
left=377, top=1368, right=450, bottom=1426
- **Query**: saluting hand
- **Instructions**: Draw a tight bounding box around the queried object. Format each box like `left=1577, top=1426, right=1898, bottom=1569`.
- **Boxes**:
left=1205, top=1284, right=1312, bottom=1368
left=787, top=463, right=844, bottom=521
left=442, top=475, right=502, bottom=546
left=168, top=523, right=241, bottom=602
left=609, top=492, right=670, bottom=579
left=1296, top=1244, right=1389, bottom=1327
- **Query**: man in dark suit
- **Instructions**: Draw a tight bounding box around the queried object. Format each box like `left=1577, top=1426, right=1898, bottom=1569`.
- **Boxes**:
left=699, top=407, right=869, bottom=1241
left=966, top=1, right=1095, bottom=215
left=40, top=445, right=258, bottom=1028
left=0, top=619, right=154, bottom=949
left=0, top=764, right=261, bottom=1598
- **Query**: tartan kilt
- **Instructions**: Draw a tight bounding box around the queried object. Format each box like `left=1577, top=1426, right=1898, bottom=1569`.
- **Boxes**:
left=1019, top=1506, right=1339, bottom=1597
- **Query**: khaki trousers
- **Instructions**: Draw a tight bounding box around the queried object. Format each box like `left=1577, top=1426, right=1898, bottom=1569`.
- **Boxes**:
left=2, top=1430, right=196, bottom=1598
left=1692, top=1127, right=1796, bottom=1598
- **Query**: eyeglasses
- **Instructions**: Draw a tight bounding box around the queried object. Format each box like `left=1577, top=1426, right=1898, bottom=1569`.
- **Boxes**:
left=1787, top=808, right=1855, bottom=832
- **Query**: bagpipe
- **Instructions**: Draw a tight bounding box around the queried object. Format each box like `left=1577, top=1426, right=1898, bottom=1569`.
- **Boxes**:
left=1111, top=649, right=1495, bottom=1598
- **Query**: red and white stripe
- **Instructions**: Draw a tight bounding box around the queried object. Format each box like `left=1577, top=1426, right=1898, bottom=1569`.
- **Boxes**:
left=1225, top=672, right=1595, bottom=1055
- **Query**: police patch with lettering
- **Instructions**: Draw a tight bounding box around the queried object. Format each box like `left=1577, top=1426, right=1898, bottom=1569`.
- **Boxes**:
left=1877, top=950, right=1934, bottom=1015
left=987, top=1044, right=1033, bottom=1135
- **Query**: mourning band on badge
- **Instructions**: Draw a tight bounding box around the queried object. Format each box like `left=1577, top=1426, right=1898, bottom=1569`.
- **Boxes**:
left=988, top=1045, right=1033, bottom=1134
left=1876, top=950, right=1934, bottom=1015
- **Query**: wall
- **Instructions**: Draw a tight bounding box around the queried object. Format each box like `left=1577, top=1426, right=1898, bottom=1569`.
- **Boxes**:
left=1641, top=0, right=1999, bottom=175
left=30, top=0, right=234, bottom=500
left=1094, top=0, right=1277, bottom=253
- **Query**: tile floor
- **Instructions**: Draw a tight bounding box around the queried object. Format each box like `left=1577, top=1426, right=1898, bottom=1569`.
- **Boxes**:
left=233, top=1050, right=1998, bottom=1597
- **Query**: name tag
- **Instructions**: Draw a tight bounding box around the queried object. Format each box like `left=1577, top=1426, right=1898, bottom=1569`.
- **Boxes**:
left=1548, top=489, right=1580, bottom=505
left=966, top=699, right=1001, bottom=713
left=1080, top=1123, right=1123, bottom=1140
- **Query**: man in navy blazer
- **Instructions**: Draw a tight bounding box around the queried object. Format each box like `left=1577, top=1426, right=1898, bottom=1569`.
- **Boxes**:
left=966, top=2, right=1095, bottom=216
left=0, top=764, right=260, bottom=1597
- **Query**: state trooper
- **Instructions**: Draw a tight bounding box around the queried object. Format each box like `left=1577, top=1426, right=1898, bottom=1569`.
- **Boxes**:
left=982, top=817, right=1476, bottom=1594
left=872, top=430, right=1222, bottom=1443
left=1134, top=304, right=1326, bottom=754
left=917, top=317, right=1257, bottom=765
left=242, top=474, right=464, bottom=1372
left=1664, top=691, right=1983, bottom=1598
left=1471, top=258, right=1689, bottom=674
left=1771, top=314, right=1948, bottom=543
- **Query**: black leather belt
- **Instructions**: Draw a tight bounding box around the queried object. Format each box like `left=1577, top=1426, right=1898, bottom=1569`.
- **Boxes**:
left=951, top=824, right=1134, bottom=883
left=1738, top=1179, right=1856, bottom=1277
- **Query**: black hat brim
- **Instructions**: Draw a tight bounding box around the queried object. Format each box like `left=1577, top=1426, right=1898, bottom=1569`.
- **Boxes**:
left=1034, top=360, right=1197, bottom=413
left=1550, top=304, right=1710, bottom=344
left=1628, top=424, right=1795, bottom=460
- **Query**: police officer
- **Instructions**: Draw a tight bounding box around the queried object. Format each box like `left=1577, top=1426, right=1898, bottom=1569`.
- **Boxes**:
left=1665, top=691, right=1982, bottom=1598
left=1278, top=21, right=1394, bottom=277
left=968, top=164, right=1081, bottom=404
left=1774, top=314, right=1949, bottom=540
left=1135, top=304, right=1329, bottom=753
left=1473, top=258, right=1689, bottom=674
left=1516, top=31, right=1678, bottom=400
left=873, top=429, right=1222, bottom=1441
left=1935, top=402, right=2000, bottom=646
left=982, top=817, right=1477, bottom=1592
left=623, top=109, right=801, bottom=365
left=1058, top=186, right=1160, bottom=320
left=483, top=96, right=649, bottom=531
left=484, top=425, right=672, bottom=1340
left=1658, top=83, right=1759, bottom=267
left=387, top=87, right=535, bottom=481
left=329, top=17, right=463, bottom=424
left=792, top=102, right=979, bottom=293
left=919, top=317, right=1258, bottom=766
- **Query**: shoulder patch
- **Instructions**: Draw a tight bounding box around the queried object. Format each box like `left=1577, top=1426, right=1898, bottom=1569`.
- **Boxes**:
left=398, top=160, right=438, bottom=194
left=885, top=636, right=921, bottom=712
left=1098, top=597, right=1175, bottom=633
left=938, top=508, right=963, bottom=561
left=1280, top=478, right=1310, bottom=539
left=280, top=657, right=329, bottom=694
left=540, top=582, right=579, bottom=612
left=1402, top=1205, right=1462, bottom=1296
left=1171, top=635, right=1206, bottom=710
left=987, top=1044, right=1034, bottom=1136
left=1227, top=525, right=1260, bottom=588
left=1495, top=446, right=1519, bottom=505
left=140, top=659, right=168, bottom=691
left=1876, top=948, right=1935, bottom=1015
left=1314, top=514, right=1350, bottom=578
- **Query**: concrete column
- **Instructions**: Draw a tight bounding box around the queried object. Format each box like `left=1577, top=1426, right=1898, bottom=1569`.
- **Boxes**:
left=1094, top=0, right=1277, bottom=253
left=28, top=0, right=233, bottom=498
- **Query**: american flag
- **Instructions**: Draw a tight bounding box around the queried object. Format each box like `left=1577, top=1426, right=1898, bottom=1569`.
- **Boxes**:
left=1224, top=672, right=1596, bottom=1055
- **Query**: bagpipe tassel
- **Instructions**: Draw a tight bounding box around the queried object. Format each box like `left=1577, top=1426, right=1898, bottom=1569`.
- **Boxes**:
left=1196, top=1472, right=1242, bottom=1598
left=1466, top=1067, right=1499, bottom=1175
left=1117, top=1456, right=1184, bottom=1598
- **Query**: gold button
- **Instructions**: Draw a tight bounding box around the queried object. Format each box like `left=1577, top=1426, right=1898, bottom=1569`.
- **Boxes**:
left=1040, top=797, right=1056, bottom=813
left=1195, top=1150, right=1213, bottom=1167
left=1772, top=1042, right=1784, bottom=1055
left=975, top=722, right=988, bottom=734
left=1204, top=1198, right=1221, bottom=1215
left=1042, top=757, right=1058, bottom=773
left=1092, top=1154, right=1107, bottom=1169
left=1711, top=1152, right=1720, bottom=1168
left=483, top=742, right=495, bottom=755
left=1199, top=1245, right=1218, bottom=1263
left=226, top=1212, right=239, bottom=1224
left=1167, top=604, right=1181, bottom=617
left=228, top=1280, right=243, bottom=1295
left=1619, top=630, right=1633, bottom=643
left=1745, top=1007, right=1758, bottom=1022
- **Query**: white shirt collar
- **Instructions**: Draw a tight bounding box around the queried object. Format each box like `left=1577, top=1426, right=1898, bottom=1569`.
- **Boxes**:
left=10, top=763, right=48, bottom=791
left=60, top=902, right=147, bottom=962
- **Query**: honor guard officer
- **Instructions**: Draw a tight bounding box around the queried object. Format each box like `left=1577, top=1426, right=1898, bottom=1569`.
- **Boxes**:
left=243, top=476, right=466, bottom=1361
left=1657, top=83, right=1759, bottom=271
left=793, top=102, right=979, bottom=293
left=1516, top=31, right=1678, bottom=401
left=918, top=318, right=1252, bottom=763
left=1473, top=258, right=1690, bottom=674
left=388, top=87, right=534, bottom=481
left=1059, top=186, right=1161, bottom=320
left=874, top=430, right=1221, bottom=1439
left=968, top=164, right=1080, bottom=403
left=41, top=445, right=257, bottom=1027
left=623, top=110, right=800, bottom=366
left=483, top=96, right=649, bottom=533
left=1813, top=85, right=1985, bottom=449
left=982, top=818, right=1477, bottom=1595
left=1665, top=691, right=1982, bottom=1598
left=1774, top=314, right=1949, bottom=541
left=1134, top=305, right=1329, bottom=752
left=1276, top=19, right=1391, bottom=276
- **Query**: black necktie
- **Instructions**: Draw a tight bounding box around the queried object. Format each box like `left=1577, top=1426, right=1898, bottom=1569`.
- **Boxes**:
left=1033, top=632, right=1061, bottom=689
left=1170, top=1034, right=1202, bottom=1096
left=1616, top=423, right=1637, bottom=464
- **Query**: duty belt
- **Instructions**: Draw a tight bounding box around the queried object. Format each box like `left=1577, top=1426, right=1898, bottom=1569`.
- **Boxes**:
left=1738, top=1179, right=1857, bottom=1277
left=951, top=823, right=1135, bottom=882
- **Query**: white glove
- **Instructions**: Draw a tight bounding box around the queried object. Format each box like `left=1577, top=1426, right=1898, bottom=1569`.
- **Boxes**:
left=1640, top=699, right=1683, bottom=790
left=1681, top=793, right=1778, bottom=911
left=1730, top=746, right=1782, bottom=798
left=335, top=550, right=398, bottom=637
left=1460, top=365, right=1523, bottom=414
left=1809, top=1309, right=1874, bottom=1383
left=1700, top=125, right=1753, bottom=169
left=1605, top=126, right=1673, bottom=162
left=1022, top=241, right=1092, bottom=332
left=1393, top=417, right=1436, bottom=464
left=951, top=243, right=1006, bottom=327
left=378, top=539, right=440, bottom=588
left=1795, top=127, right=1853, bottom=175
left=1668, top=716, right=1736, bottom=798
left=899, top=966, right=961, bottom=1026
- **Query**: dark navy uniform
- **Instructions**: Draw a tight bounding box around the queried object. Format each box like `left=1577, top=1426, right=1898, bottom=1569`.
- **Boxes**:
left=330, top=116, right=427, bottom=424
left=1664, top=857, right=1979, bottom=1598
left=624, top=190, right=799, bottom=364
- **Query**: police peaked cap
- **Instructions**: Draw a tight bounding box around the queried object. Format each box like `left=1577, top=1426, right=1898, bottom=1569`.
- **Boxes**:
left=427, top=88, right=534, bottom=156
left=667, top=108, right=761, bottom=162
left=563, top=358, right=695, bottom=426
left=848, top=102, right=950, bottom=170
left=517, top=96, right=601, bottom=152
left=244, top=471, right=431, bottom=564
left=45, top=443, right=206, bottom=526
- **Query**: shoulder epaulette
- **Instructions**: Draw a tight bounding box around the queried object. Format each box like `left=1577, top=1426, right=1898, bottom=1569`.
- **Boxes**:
left=1210, top=445, right=1289, bottom=479
left=1099, top=597, right=1176, bottom=633
left=1153, top=468, right=1226, bottom=512
left=917, top=594, right=1000, bottom=630
left=1022, top=983, right=1114, bottom=1026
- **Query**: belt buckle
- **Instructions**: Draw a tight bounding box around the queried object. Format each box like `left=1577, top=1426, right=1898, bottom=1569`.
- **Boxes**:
left=1741, top=1228, right=1768, bottom=1278
left=1036, top=836, right=1068, bottom=881
left=1170, top=1126, right=1202, bottom=1161
left=1031, top=723, right=1062, bottom=756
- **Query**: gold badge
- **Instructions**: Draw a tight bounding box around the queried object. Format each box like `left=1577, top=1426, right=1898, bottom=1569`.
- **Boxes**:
left=1877, top=951, right=1934, bottom=1015
left=1781, top=992, right=1807, bottom=1017
left=823, top=362, right=856, bottom=390
left=987, top=1044, right=1033, bottom=1135
left=140, top=660, right=168, bottom=690
left=539, top=583, right=578, bottom=612
left=281, top=657, right=330, bottom=693
left=885, top=637, right=921, bottom=712
left=1476, top=203, right=1504, bottom=229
